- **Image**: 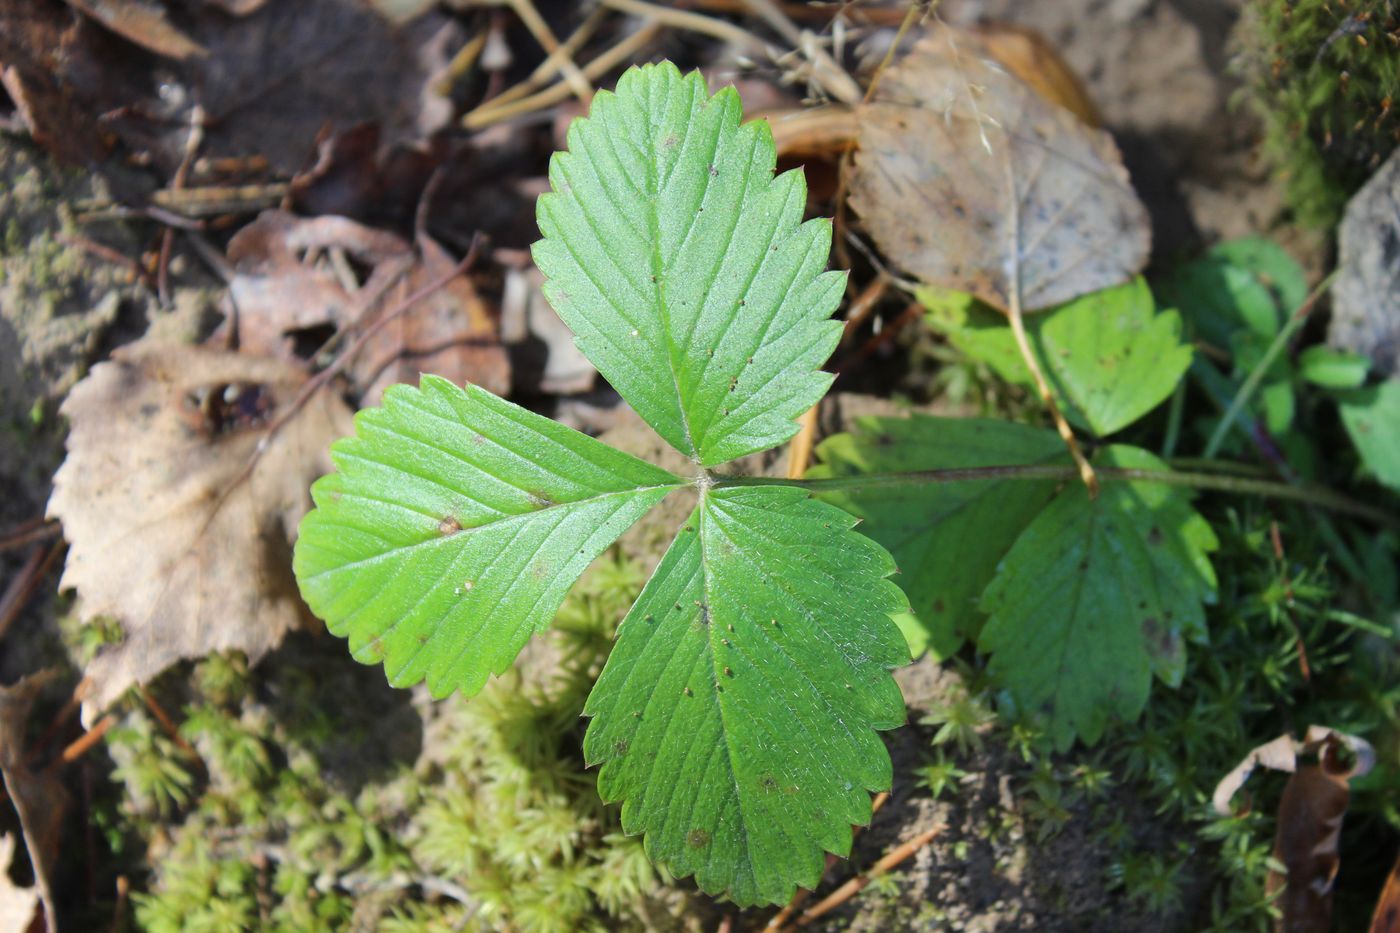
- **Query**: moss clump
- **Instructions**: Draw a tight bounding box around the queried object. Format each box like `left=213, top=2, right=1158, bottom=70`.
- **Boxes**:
left=96, top=552, right=689, bottom=932
left=1237, top=0, right=1400, bottom=227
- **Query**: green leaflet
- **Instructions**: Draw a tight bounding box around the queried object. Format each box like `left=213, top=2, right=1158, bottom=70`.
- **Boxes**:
left=293, top=376, right=682, bottom=698
left=921, top=277, right=1192, bottom=436
left=809, top=416, right=1066, bottom=657
left=583, top=485, right=909, bottom=906
left=1339, top=379, right=1400, bottom=492
left=1155, top=237, right=1309, bottom=435
left=533, top=63, right=844, bottom=467
left=978, top=446, right=1219, bottom=751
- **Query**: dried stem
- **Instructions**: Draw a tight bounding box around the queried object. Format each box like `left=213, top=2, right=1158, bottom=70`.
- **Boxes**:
left=464, top=23, right=661, bottom=129
left=791, top=825, right=944, bottom=926
left=1002, top=158, right=1098, bottom=496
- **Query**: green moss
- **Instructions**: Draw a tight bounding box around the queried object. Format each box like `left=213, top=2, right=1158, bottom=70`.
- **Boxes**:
left=100, top=551, right=684, bottom=931
left=1237, top=0, right=1400, bottom=226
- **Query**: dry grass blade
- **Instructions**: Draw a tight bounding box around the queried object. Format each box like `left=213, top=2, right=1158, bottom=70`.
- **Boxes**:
left=0, top=672, right=68, bottom=933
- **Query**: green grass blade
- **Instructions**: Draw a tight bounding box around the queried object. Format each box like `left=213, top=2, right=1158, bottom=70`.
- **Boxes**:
left=533, top=63, right=843, bottom=467
left=582, top=485, right=909, bottom=906
left=293, top=376, right=683, bottom=698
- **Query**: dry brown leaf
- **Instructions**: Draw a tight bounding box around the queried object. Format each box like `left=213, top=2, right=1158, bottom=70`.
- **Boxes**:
left=67, top=0, right=460, bottom=174
left=850, top=25, right=1149, bottom=313
left=1212, top=725, right=1375, bottom=816
left=222, top=210, right=508, bottom=403
left=62, top=0, right=205, bottom=59
left=0, top=834, right=43, bottom=933
left=47, top=341, right=353, bottom=722
left=1213, top=726, right=1376, bottom=933
left=1372, top=849, right=1400, bottom=933
left=0, top=0, right=111, bottom=167
left=0, top=671, right=67, bottom=933
left=351, top=234, right=510, bottom=406
left=224, top=209, right=415, bottom=360
left=971, top=22, right=1101, bottom=128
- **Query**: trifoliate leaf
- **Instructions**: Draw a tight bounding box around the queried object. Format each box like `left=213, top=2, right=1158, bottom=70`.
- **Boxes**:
left=583, top=485, right=909, bottom=906
left=293, top=376, right=682, bottom=697
left=809, top=416, right=1066, bottom=658
left=978, top=446, right=1218, bottom=750
left=1338, top=379, right=1400, bottom=492
left=921, top=277, right=1192, bottom=436
left=533, top=63, right=843, bottom=467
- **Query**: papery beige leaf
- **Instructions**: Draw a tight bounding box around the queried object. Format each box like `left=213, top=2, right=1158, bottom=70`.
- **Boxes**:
left=0, top=834, right=43, bottom=933
left=850, top=25, right=1150, bottom=312
left=0, top=672, right=66, bottom=933
left=47, top=341, right=353, bottom=723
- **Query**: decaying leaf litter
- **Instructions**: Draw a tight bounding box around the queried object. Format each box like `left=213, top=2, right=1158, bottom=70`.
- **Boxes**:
left=2, top=0, right=1399, bottom=930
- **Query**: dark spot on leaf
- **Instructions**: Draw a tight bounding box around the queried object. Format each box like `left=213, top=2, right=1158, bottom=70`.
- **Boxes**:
left=528, top=491, right=555, bottom=509
left=1142, top=616, right=1181, bottom=663
left=438, top=516, right=462, bottom=536
left=724, top=666, right=733, bottom=677
left=759, top=774, right=778, bottom=790
left=614, top=740, right=629, bottom=756
left=933, top=598, right=945, bottom=613
left=687, top=829, right=711, bottom=848
left=1146, top=526, right=1163, bottom=546
left=416, top=632, right=429, bottom=646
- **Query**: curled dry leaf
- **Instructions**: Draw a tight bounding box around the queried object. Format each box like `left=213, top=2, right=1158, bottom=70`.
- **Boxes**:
left=1213, top=726, right=1377, bottom=933
left=224, top=209, right=509, bottom=403
left=47, top=341, right=353, bottom=723
left=850, top=25, right=1150, bottom=312
left=0, top=671, right=67, bottom=933
left=1212, top=724, right=1375, bottom=816
left=225, top=209, right=415, bottom=360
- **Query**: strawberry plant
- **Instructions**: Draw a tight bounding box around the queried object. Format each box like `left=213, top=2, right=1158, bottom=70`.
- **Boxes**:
left=292, top=61, right=1395, bottom=906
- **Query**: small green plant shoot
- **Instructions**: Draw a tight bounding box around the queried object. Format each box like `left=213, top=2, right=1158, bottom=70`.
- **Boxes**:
left=291, top=60, right=1391, bottom=909
left=293, top=63, right=910, bottom=905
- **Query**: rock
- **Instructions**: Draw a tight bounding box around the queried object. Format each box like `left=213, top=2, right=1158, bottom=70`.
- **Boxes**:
left=1330, top=148, right=1400, bottom=375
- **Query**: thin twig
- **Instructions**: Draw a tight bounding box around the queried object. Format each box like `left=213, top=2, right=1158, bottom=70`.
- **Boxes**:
left=464, top=23, right=662, bottom=129
left=790, top=825, right=944, bottom=927
left=768, top=792, right=891, bottom=929
left=60, top=715, right=115, bottom=765
left=478, top=7, right=608, bottom=111
left=1001, top=158, right=1097, bottom=495
left=0, top=540, right=64, bottom=644
left=598, top=0, right=769, bottom=56
left=506, top=0, right=595, bottom=105
left=742, top=0, right=861, bottom=103
left=0, top=518, right=60, bottom=553
left=159, top=104, right=206, bottom=307
left=138, top=687, right=203, bottom=764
